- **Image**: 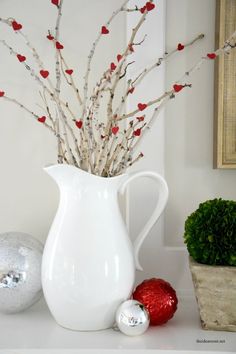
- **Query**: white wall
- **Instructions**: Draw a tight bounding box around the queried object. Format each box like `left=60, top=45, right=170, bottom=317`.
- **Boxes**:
left=0, top=0, right=235, bottom=293
left=165, top=0, right=236, bottom=247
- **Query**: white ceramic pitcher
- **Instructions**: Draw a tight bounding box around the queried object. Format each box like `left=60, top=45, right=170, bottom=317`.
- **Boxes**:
left=42, top=165, right=168, bottom=331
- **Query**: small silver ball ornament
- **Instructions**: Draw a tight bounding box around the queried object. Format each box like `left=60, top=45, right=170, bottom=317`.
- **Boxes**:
left=115, top=299, right=150, bottom=336
left=0, top=232, right=43, bottom=313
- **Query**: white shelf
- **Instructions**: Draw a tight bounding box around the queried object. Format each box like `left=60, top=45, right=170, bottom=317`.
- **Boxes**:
left=0, top=296, right=235, bottom=354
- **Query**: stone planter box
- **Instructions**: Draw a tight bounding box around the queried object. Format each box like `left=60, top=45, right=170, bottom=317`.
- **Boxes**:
left=189, top=256, right=236, bottom=332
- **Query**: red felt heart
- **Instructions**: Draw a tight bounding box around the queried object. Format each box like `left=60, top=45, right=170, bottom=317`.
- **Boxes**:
left=75, top=120, right=83, bottom=129
left=177, top=43, right=184, bottom=51
left=40, top=70, right=49, bottom=79
left=38, top=116, right=46, bottom=123
left=136, top=116, right=144, bottom=122
left=12, top=20, right=22, bottom=31
left=146, top=2, right=155, bottom=11
left=0, top=91, right=5, bottom=97
left=51, top=0, right=59, bottom=6
left=65, top=69, right=73, bottom=75
left=101, top=26, right=109, bottom=34
left=138, top=103, right=147, bottom=111
left=173, top=84, right=183, bottom=93
left=56, top=41, right=64, bottom=50
left=112, top=126, right=119, bottom=135
left=133, top=128, right=142, bottom=137
left=17, top=54, right=26, bottom=62
left=129, top=44, right=134, bottom=52
left=110, top=62, right=116, bottom=71
left=140, top=6, right=147, bottom=14
left=128, top=87, right=135, bottom=94
left=47, top=34, right=54, bottom=40
left=117, top=54, right=123, bottom=62
left=207, top=53, right=216, bottom=59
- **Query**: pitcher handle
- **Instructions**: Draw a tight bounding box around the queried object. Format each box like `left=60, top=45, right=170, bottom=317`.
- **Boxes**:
left=119, top=171, right=168, bottom=271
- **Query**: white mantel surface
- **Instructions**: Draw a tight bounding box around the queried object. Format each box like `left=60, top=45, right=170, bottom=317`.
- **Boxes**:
left=0, top=296, right=235, bottom=354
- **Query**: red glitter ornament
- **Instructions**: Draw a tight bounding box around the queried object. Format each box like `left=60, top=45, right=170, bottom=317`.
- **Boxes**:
left=132, top=278, right=178, bottom=326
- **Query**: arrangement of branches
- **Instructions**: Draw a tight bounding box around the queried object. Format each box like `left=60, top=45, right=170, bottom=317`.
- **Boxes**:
left=0, top=0, right=236, bottom=177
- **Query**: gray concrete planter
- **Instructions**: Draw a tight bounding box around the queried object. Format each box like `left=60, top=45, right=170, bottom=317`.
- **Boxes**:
left=189, top=256, right=236, bottom=332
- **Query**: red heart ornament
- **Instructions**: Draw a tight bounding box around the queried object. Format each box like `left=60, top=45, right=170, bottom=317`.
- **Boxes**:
left=146, top=2, right=155, bottom=11
left=177, top=43, right=184, bottom=51
left=133, top=128, right=141, bottom=137
left=140, top=6, right=147, bottom=14
left=173, top=84, right=184, bottom=92
left=17, top=54, right=26, bottom=62
left=136, top=116, right=144, bottom=122
left=129, top=44, right=134, bottom=52
left=65, top=69, right=73, bottom=75
left=128, top=87, right=135, bottom=94
left=51, top=0, right=59, bottom=6
left=12, top=20, right=22, bottom=31
left=117, top=54, right=123, bottom=62
left=138, top=103, right=147, bottom=111
left=47, top=34, right=54, bottom=40
left=112, top=126, right=119, bottom=135
left=207, top=53, right=216, bottom=59
left=75, top=120, right=83, bottom=129
left=101, top=26, right=109, bottom=34
left=110, top=62, right=116, bottom=71
left=38, top=116, right=46, bottom=123
left=56, top=41, right=64, bottom=50
left=0, top=91, right=5, bottom=97
left=40, top=70, right=49, bottom=79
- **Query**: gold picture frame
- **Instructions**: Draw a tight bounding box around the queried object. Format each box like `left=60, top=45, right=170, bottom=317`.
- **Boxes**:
left=214, top=0, right=236, bottom=168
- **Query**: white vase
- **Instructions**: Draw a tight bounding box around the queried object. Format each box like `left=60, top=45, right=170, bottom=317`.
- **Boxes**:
left=42, top=165, right=168, bottom=331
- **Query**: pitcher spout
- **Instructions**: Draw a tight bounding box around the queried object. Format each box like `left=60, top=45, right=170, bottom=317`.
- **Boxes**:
left=44, top=164, right=126, bottom=191
left=44, top=164, right=84, bottom=187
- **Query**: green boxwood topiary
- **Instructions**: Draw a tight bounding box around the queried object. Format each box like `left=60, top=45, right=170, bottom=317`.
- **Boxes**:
left=184, top=198, right=236, bottom=266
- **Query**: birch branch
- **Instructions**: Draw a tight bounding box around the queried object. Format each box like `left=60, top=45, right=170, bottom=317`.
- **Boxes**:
left=96, top=5, right=150, bottom=173
left=133, top=33, right=204, bottom=87
left=0, top=17, right=45, bottom=70
left=131, top=30, right=236, bottom=154
left=0, top=40, right=53, bottom=95
left=114, top=33, right=204, bottom=117
left=50, top=1, right=84, bottom=167
left=39, top=90, right=56, bottom=127
left=0, top=17, right=59, bottom=97
left=2, top=95, right=62, bottom=138
left=81, top=0, right=130, bottom=120
left=53, top=0, right=66, bottom=164
left=59, top=52, right=83, bottom=105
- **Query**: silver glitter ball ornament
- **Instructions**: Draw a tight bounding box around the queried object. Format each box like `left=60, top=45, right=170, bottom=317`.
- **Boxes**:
left=115, top=299, right=150, bottom=336
left=0, top=232, right=43, bottom=313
